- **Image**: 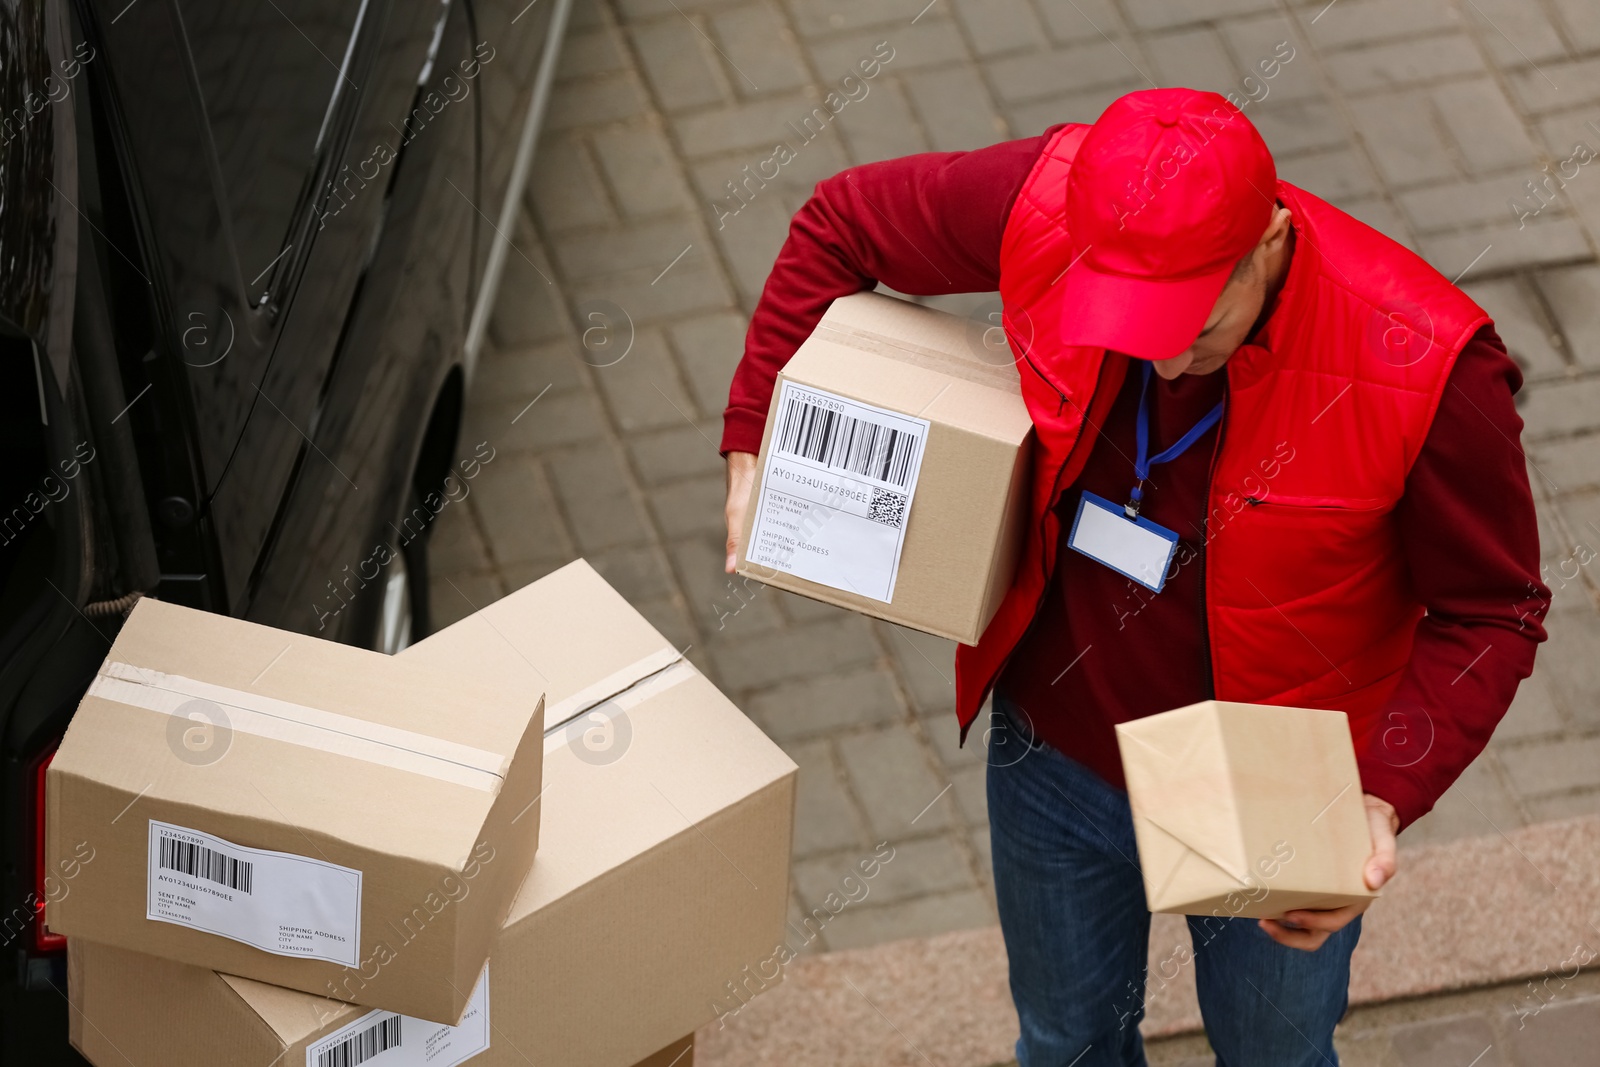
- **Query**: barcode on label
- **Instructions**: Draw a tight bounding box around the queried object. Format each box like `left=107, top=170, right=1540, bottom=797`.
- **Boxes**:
left=158, top=834, right=254, bottom=895
left=777, top=396, right=917, bottom=489
left=318, top=1016, right=401, bottom=1067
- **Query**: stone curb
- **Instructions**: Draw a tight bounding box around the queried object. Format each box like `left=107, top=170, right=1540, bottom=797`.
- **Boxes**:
left=696, top=815, right=1600, bottom=1066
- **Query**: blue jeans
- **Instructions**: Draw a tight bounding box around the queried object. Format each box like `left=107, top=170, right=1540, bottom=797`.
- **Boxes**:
left=986, top=694, right=1360, bottom=1067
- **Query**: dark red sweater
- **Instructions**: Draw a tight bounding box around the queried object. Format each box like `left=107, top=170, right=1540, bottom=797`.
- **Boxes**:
left=722, top=128, right=1549, bottom=829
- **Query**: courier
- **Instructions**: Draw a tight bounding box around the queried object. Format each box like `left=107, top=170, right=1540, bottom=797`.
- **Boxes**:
left=718, top=85, right=1546, bottom=1062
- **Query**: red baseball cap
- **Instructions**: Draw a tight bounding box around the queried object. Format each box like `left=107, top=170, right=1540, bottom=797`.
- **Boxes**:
left=1060, top=88, right=1277, bottom=361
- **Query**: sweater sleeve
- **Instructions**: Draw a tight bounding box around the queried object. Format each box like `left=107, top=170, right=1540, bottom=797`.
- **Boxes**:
left=1355, top=325, right=1551, bottom=830
left=719, top=130, right=1060, bottom=455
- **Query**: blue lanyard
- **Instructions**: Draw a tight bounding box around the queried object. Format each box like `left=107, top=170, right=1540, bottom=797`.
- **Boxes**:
left=1126, top=361, right=1225, bottom=516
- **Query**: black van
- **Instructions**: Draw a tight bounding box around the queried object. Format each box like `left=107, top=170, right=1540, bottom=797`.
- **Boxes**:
left=0, top=0, right=566, bottom=1058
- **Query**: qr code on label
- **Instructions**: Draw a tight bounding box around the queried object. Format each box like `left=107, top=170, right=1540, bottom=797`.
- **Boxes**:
left=868, top=488, right=908, bottom=528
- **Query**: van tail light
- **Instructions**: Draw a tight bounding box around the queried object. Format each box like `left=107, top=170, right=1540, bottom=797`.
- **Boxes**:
left=33, top=747, right=66, bottom=953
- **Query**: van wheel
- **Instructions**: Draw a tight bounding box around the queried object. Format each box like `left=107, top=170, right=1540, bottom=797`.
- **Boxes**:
left=375, top=492, right=433, bottom=654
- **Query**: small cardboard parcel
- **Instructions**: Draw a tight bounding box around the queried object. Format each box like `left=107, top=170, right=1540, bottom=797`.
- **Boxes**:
left=45, top=597, right=545, bottom=1024
left=736, top=290, right=1033, bottom=644
left=68, top=560, right=798, bottom=1067
left=1116, top=700, right=1381, bottom=918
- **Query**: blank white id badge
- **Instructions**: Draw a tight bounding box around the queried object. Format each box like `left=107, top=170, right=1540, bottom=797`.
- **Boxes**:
left=1067, top=490, right=1180, bottom=593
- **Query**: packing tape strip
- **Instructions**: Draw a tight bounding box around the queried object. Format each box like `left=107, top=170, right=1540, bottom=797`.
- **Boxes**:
left=89, top=661, right=507, bottom=792
left=544, top=657, right=699, bottom=755
left=541, top=645, right=684, bottom=734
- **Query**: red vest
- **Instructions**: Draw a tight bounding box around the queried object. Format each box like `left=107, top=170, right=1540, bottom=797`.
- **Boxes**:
left=955, top=124, right=1491, bottom=755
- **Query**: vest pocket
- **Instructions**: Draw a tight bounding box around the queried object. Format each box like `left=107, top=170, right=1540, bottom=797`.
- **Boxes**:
left=1214, top=495, right=1411, bottom=707
left=1226, top=496, right=1393, bottom=560
left=1242, top=494, right=1390, bottom=512
left=1219, top=495, right=1399, bottom=602
left=1019, top=353, right=1067, bottom=417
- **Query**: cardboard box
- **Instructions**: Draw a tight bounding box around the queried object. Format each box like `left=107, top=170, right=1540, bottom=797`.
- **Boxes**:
left=736, top=291, right=1033, bottom=644
left=69, top=938, right=692, bottom=1067
left=45, top=597, right=545, bottom=1024
left=68, top=560, right=797, bottom=1067
left=1115, top=700, right=1381, bottom=918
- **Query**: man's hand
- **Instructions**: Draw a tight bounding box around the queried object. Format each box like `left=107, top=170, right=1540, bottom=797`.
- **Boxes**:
left=725, top=451, right=757, bottom=574
left=1257, top=793, right=1398, bottom=952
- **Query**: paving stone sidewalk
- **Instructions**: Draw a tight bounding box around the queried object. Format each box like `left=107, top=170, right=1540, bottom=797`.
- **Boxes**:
left=442, top=0, right=1600, bottom=972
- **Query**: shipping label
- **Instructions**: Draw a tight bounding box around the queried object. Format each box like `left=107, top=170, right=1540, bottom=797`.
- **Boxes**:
left=147, top=820, right=361, bottom=966
left=305, top=965, right=490, bottom=1067
left=748, top=382, right=929, bottom=603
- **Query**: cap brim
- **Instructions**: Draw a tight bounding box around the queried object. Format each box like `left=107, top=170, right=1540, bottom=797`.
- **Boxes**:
left=1058, top=260, right=1233, bottom=361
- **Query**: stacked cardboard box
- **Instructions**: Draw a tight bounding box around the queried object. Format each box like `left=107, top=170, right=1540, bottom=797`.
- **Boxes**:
left=47, top=597, right=546, bottom=1023
left=60, top=561, right=797, bottom=1066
